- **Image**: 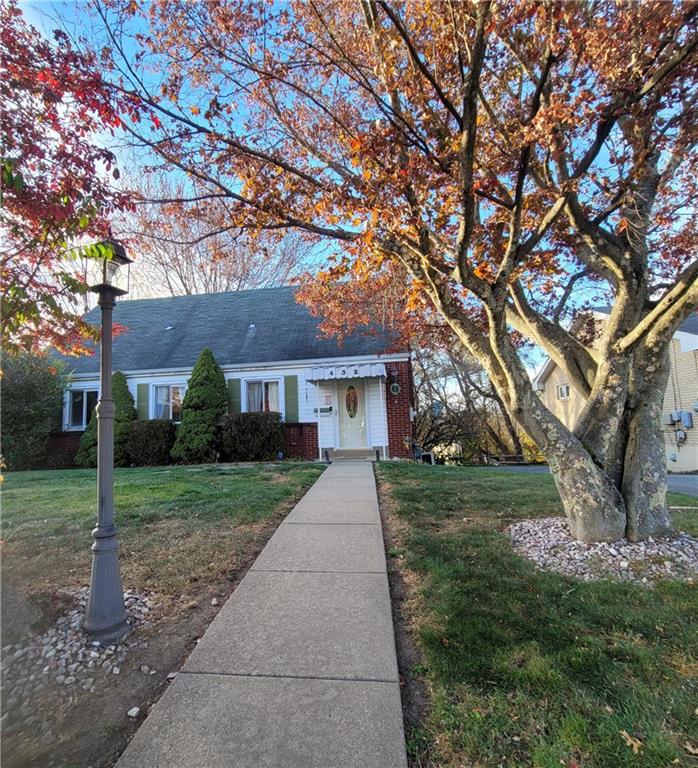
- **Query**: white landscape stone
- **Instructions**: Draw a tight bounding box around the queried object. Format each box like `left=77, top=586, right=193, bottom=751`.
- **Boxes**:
left=127, top=707, right=140, bottom=718
left=1, top=586, right=157, bottom=738
left=509, top=517, right=698, bottom=585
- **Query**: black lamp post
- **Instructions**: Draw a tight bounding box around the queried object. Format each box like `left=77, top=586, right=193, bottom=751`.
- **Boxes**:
left=83, top=238, right=132, bottom=644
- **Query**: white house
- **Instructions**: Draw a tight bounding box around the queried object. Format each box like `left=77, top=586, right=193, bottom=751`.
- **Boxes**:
left=58, top=286, right=415, bottom=461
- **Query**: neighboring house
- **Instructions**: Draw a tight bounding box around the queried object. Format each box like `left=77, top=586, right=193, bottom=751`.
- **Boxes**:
left=56, top=286, right=415, bottom=462
left=533, top=309, right=698, bottom=472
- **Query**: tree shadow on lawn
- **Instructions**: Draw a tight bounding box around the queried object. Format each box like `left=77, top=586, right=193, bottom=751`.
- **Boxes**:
left=382, top=466, right=697, bottom=767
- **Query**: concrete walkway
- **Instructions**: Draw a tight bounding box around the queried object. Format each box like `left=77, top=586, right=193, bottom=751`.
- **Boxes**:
left=116, top=461, right=407, bottom=768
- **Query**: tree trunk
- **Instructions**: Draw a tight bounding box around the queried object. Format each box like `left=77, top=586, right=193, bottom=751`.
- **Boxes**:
left=621, top=346, right=673, bottom=541
left=521, top=385, right=674, bottom=542
left=522, top=356, right=673, bottom=543
left=509, top=383, right=628, bottom=542
left=491, top=388, right=524, bottom=456
left=547, top=447, right=627, bottom=542
left=446, top=301, right=676, bottom=544
left=482, top=334, right=672, bottom=543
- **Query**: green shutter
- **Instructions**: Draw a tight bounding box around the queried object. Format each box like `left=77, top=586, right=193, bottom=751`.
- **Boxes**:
left=227, top=378, right=241, bottom=414
left=136, top=383, right=149, bottom=420
left=284, top=375, right=299, bottom=423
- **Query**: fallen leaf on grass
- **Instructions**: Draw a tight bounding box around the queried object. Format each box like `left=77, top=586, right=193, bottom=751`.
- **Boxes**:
left=619, top=730, right=643, bottom=754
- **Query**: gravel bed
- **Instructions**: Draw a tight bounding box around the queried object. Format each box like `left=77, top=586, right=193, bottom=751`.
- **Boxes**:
left=1, top=587, right=155, bottom=736
left=509, top=517, right=698, bottom=584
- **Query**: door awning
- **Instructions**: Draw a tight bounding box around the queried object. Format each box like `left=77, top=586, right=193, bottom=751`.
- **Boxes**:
left=309, top=362, right=386, bottom=381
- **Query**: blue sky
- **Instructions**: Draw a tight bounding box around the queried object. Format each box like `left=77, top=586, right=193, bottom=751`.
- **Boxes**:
left=20, top=0, right=592, bottom=377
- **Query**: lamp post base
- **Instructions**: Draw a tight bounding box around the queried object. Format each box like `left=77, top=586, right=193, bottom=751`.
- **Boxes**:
left=84, top=525, right=130, bottom=645
left=84, top=617, right=131, bottom=645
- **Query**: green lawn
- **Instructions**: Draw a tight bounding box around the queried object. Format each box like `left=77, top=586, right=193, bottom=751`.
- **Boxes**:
left=2, top=462, right=324, bottom=603
left=376, top=463, right=698, bottom=768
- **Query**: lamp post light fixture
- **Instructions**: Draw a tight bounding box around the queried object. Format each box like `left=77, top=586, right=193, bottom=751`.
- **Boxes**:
left=83, top=238, right=132, bottom=644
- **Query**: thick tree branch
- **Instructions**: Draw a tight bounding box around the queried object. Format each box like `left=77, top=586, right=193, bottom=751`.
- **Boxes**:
left=619, top=258, right=698, bottom=351
left=507, top=281, right=597, bottom=396
left=455, top=1, right=491, bottom=281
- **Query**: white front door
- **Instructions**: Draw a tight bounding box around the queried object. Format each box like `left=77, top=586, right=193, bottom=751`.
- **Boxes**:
left=338, top=379, right=367, bottom=448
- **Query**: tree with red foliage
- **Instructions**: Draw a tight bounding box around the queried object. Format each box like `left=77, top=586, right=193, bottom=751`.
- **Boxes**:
left=97, top=1, right=697, bottom=542
left=0, top=0, right=136, bottom=355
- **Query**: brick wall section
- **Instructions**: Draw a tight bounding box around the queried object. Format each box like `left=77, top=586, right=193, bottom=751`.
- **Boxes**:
left=283, top=422, right=319, bottom=461
left=385, top=360, right=415, bottom=459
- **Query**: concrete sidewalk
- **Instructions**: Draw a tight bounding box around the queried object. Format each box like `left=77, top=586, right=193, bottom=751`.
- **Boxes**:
left=116, top=461, right=407, bottom=768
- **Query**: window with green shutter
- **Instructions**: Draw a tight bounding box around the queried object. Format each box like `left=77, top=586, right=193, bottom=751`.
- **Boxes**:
left=284, top=375, right=299, bottom=423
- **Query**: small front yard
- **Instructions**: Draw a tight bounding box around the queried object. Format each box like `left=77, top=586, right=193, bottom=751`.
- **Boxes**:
left=376, top=463, right=698, bottom=768
left=1, top=462, right=324, bottom=768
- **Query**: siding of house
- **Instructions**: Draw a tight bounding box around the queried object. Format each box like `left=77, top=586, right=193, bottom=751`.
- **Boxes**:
left=62, top=353, right=413, bottom=462
left=662, top=337, right=698, bottom=472
left=537, top=364, right=587, bottom=430
left=367, top=378, right=389, bottom=449
left=315, top=380, right=336, bottom=455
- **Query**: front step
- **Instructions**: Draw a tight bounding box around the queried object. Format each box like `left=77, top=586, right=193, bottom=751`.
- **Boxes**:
left=330, top=448, right=377, bottom=461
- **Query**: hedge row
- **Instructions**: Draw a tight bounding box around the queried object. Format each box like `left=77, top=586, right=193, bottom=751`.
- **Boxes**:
left=220, top=412, right=285, bottom=462
left=99, top=412, right=285, bottom=467
left=127, top=420, right=177, bottom=466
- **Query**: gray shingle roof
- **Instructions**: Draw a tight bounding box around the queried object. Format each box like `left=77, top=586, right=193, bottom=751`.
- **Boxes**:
left=678, top=311, right=698, bottom=336
left=64, top=286, right=403, bottom=375
left=594, top=306, right=698, bottom=335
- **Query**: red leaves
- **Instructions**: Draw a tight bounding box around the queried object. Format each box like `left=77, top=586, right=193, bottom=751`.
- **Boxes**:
left=1, top=0, right=135, bottom=355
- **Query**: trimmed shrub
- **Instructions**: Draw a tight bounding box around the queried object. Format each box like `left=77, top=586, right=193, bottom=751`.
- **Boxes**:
left=75, top=372, right=136, bottom=467
left=2, top=353, right=68, bottom=470
left=170, top=348, right=227, bottom=463
left=220, top=412, right=285, bottom=462
left=127, top=420, right=176, bottom=466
